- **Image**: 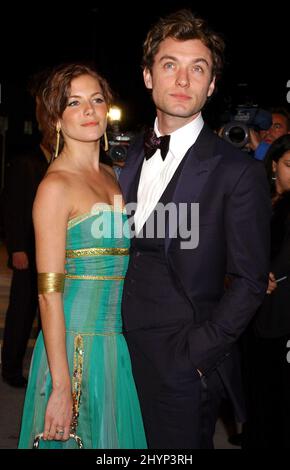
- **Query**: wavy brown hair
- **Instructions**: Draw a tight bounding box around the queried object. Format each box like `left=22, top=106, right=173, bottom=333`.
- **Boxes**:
left=142, top=9, right=225, bottom=80
left=41, top=63, right=113, bottom=156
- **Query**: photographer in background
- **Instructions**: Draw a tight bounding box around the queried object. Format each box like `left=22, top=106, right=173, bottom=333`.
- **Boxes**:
left=247, top=107, right=290, bottom=160
left=219, top=105, right=272, bottom=153
left=108, top=131, right=134, bottom=179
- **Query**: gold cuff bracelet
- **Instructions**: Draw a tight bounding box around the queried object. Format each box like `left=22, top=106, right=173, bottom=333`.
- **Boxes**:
left=37, top=273, right=65, bottom=294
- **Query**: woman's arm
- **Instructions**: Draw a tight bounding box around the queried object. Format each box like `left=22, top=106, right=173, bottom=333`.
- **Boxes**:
left=33, top=173, right=73, bottom=442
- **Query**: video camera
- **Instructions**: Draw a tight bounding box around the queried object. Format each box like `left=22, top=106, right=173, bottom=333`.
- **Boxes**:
left=221, top=105, right=272, bottom=149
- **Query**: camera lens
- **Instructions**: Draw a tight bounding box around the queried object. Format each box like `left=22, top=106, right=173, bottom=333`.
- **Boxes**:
left=222, top=121, right=249, bottom=148
left=109, top=145, right=127, bottom=162
left=228, top=126, right=246, bottom=144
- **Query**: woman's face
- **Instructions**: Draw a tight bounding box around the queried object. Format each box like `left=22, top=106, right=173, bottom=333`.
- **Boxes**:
left=59, top=74, right=108, bottom=145
left=273, top=150, right=290, bottom=194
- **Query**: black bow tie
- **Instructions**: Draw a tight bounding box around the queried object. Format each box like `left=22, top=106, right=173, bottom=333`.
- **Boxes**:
left=143, top=128, right=171, bottom=161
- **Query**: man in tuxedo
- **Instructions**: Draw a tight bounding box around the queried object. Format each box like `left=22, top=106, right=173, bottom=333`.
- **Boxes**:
left=119, top=9, right=270, bottom=448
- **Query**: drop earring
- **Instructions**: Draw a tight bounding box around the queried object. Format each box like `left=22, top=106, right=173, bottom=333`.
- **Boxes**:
left=54, top=124, right=61, bottom=159
left=103, top=131, right=109, bottom=152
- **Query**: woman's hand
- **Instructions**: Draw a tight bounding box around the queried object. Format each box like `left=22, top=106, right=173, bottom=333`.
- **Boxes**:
left=266, top=272, right=277, bottom=294
left=43, top=386, right=73, bottom=441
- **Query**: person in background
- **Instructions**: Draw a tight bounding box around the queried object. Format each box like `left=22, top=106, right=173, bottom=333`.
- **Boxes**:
left=1, top=75, right=50, bottom=388
left=243, top=134, right=290, bottom=448
left=249, top=107, right=290, bottom=161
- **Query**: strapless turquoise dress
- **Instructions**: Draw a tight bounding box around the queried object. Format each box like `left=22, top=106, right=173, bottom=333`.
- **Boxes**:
left=18, top=207, right=147, bottom=449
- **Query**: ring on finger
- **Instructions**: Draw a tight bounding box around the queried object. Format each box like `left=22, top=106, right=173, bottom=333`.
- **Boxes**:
left=56, top=429, right=64, bottom=436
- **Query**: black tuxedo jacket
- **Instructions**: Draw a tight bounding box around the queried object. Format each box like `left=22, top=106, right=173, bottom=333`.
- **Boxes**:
left=119, top=124, right=271, bottom=376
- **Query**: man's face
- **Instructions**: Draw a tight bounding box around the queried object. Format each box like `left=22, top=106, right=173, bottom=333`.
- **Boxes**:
left=263, top=113, right=289, bottom=144
left=143, top=37, right=215, bottom=125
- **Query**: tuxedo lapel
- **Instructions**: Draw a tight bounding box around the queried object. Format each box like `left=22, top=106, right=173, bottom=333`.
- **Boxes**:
left=119, top=136, right=144, bottom=203
left=119, top=126, right=223, bottom=252
left=165, top=125, right=222, bottom=252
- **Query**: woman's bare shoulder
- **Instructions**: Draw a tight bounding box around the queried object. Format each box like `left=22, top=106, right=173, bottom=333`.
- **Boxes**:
left=34, top=171, right=72, bottom=217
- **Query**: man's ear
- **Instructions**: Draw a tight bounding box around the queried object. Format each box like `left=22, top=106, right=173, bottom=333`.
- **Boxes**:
left=143, top=68, right=153, bottom=90
left=207, top=76, right=216, bottom=98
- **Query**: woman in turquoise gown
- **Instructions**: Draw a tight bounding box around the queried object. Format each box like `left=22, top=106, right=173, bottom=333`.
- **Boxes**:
left=18, top=64, right=146, bottom=449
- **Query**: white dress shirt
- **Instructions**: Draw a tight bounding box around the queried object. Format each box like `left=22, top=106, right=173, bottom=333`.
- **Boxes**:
left=134, top=113, right=204, bottom=234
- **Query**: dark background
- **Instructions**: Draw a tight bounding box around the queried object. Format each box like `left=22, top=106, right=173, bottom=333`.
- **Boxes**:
left=0, top=1, right=289, bottom=152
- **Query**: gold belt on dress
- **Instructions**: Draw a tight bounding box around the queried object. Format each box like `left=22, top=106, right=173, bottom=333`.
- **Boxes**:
left=66, top=248, right=129, bottom=258
left=66, top=330, right=122, bottom=336
left=65, top=274, right=125, bottom=280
